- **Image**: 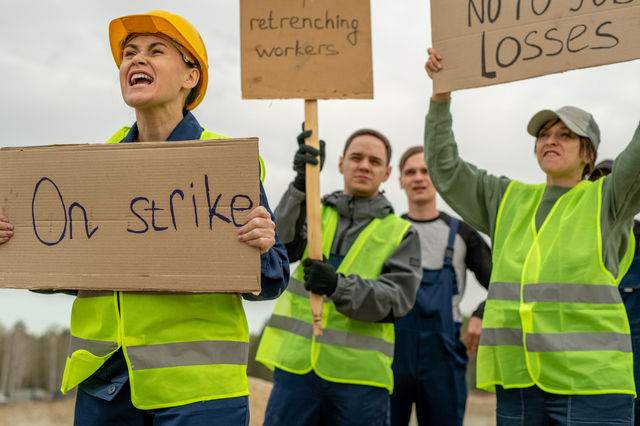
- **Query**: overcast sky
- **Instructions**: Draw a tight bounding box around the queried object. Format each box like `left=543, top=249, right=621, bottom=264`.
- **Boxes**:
left=1, top=0, right=638, bottom=335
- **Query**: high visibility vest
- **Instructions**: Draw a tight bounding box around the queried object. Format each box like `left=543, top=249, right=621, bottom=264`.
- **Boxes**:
left=478, top=179, right=636, bottom=395
left=256, top=205, right=411, bottom=392
left=60, top=127, right=259, bottom=409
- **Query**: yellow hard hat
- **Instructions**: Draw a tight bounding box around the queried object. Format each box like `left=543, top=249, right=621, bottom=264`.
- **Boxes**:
left=109, top=10, right=208, bottom=110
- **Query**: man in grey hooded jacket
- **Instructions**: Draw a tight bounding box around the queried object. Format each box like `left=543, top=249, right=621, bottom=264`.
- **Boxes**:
left=257, top=128, right=422, bottom=426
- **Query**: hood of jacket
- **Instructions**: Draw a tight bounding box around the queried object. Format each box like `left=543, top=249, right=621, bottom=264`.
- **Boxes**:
left=322, top=190, right=394, bottom=221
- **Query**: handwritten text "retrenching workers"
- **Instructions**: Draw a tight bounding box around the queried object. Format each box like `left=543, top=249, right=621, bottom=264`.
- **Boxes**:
left=249, top=10, right=360, bottom=58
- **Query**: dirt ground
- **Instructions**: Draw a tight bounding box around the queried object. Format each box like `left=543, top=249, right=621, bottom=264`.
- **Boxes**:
left=462, top=391, right=497, bottom=426
left=0, top=379, right=496, bottom=425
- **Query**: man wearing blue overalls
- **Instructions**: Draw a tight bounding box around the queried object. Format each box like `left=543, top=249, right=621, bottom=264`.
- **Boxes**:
left=590, top=159, right=640, bottom=425
left=391, top=146, right=493, bottom=426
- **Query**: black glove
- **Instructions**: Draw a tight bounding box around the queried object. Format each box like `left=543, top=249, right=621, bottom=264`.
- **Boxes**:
left=302, top=256, right=337, bottom=296
left=292, top=125, right=326, bottom=192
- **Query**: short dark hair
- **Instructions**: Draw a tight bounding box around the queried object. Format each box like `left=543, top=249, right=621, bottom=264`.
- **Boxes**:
left=399, top=146, right=424, bottom=173
left=343, top=129, right=392, bottom=166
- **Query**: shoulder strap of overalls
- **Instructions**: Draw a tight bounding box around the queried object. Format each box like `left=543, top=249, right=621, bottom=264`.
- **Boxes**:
left=445, top=217, right=459, bottom=262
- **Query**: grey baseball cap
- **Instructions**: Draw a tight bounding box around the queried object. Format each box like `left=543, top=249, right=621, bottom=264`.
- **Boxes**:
left=527, top=106, right=601, bottom=149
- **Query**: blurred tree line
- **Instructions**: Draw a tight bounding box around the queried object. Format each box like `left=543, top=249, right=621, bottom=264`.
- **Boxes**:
left=0, top=322, right=70, bottom=400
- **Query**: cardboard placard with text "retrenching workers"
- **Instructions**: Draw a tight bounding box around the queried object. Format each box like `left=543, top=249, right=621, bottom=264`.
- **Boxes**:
left=0, top=139, right=261, bottom=293
left=431, top=0, right=640, bottom=93
left=240, top=0, right=373, bottom=99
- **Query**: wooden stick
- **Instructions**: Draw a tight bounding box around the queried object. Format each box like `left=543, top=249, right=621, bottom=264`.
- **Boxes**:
left=304, top=99, right=324, bottom=337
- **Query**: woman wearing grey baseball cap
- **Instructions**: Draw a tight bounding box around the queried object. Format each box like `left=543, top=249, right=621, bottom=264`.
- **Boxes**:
left=423, top=48, right=640, bottom=426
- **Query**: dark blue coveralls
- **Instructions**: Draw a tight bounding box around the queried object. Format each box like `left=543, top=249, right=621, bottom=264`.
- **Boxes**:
left=621, top=221, right=640, bottom=426
left=390, top=218, right=467, bottom=426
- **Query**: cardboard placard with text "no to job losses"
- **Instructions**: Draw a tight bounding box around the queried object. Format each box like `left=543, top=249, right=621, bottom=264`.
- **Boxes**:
left=240, top=0, right=373, bottom=99
left=431, top=0, right=640, bottom=93
left=0, top=139, right=261, bottom=293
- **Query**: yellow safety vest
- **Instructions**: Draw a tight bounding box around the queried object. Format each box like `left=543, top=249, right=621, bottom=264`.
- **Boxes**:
left=256, top=205, right=411, bottom=392
left=60, top=127, right=259, bottom=409
left=478, top=179, right=636, bottom=395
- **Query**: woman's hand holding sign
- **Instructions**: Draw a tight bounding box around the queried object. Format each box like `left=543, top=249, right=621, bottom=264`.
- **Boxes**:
left=238, top=206, right=276, bottom=255
left=425, top=48, right=451, bottom=102
left=0, top=215, right=13, bottom=244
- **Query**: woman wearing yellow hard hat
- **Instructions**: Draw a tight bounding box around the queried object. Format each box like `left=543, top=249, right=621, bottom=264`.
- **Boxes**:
left=39, top=10, right=287, bottom=425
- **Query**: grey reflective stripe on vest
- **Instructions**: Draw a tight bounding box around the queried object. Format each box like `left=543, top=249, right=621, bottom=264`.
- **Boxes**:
left=487, top=282, right=520, bottom=301
left=267, top=314, right=313, bottom=339
left=286, top=278, right=309, bottom=299
left=287, top=278, right=333, bottom=303
left=77, top=290, right=114, bottom=298
left=267, top=314, right=394, bottom=358
left=526, top=332, right=632, bottom=353
left=488, top=282, right=622, bottom=304
left=68, top=336, right=119, bottom=357
left=523, top=283, right=622, bottom=304
left=317, top=328, right=394, bottom=358
left=480, top=329, right=632, bottom=353
left=479, top=328, right=523, bottom=347
left=127, top=340, right=249, bottom=371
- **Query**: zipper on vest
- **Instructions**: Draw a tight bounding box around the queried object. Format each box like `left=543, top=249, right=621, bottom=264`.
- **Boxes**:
left=334, top=197, right=355, bottom=255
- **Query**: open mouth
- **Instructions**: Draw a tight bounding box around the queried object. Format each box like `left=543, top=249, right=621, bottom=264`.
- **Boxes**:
left=130, top=73, right=154, bottom=86
left=543, top=151, right=560, bottom=157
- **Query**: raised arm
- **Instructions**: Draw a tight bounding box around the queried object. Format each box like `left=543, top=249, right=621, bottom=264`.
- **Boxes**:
left=598, top=120, right=640, bottom=278
left=425, top=48, right=451, bottom=102
left=273, top=128, right=325, bottom=263
left=604, top=122, right=640, bottom=223
left=424, top=48, right=511, bottom=238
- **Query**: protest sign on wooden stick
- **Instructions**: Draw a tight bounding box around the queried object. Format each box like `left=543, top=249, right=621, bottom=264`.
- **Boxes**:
left=240, top=0, right=373, bottom=335
left=240, top=0, right=373, bottom=99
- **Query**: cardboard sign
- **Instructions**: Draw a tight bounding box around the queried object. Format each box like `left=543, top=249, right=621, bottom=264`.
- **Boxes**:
left=430, top=0, right=640, bottom=93
left=0, top=139, right=261, bottom=293
left=240, top=0, right=373, bottom=99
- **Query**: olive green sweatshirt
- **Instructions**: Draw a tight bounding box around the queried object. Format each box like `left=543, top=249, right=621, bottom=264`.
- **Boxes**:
left=424, top=99, right=640, bottom=278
